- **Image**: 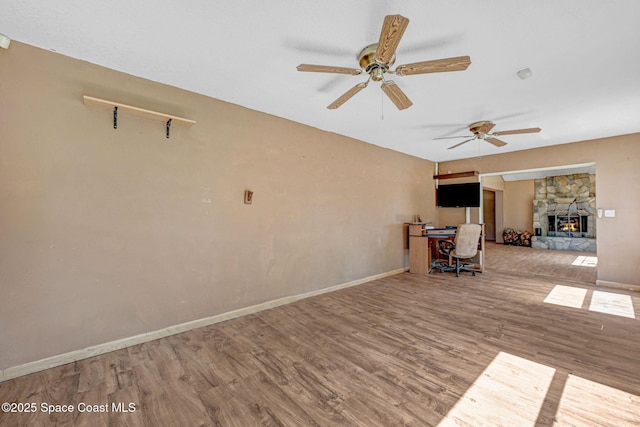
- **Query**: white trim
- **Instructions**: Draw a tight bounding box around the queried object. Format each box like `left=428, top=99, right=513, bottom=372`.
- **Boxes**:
left=479, top=162, right=596, bottom=179
left=596, top=279, right=640, bottom=292
left=0, top=267, right=408, bottom=383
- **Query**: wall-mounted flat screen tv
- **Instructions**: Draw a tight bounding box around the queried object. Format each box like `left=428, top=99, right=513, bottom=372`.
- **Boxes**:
left=437, top=182, right=481, bottom=208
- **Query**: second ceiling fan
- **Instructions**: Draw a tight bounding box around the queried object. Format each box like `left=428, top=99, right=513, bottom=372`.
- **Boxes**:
left=435, top=121, right=542, bottom=150
left=297, top=15, right=471, bottom=110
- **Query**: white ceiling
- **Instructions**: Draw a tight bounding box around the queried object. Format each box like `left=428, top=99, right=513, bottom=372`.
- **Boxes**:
left=3, top=1, right=640, bottom=162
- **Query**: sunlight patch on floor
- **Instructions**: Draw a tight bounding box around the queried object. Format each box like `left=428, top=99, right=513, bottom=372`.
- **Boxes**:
left=589, top=291, right=636, bottom=318
left=554, top=375, right=640, bottom=426
left=438, top=352, right=555, bottom=427
left=543, top=285, right=587, bottom=309
left=571, top=255, right=598, bottom=267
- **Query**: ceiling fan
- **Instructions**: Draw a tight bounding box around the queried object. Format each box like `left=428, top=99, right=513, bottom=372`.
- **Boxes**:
left=435, top=121, right=542, bottom=150
left=296, top=15, right=471, bottom=110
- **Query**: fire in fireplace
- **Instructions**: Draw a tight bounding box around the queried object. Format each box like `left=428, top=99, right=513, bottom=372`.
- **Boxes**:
left=548, top=214, right=588, bottom=237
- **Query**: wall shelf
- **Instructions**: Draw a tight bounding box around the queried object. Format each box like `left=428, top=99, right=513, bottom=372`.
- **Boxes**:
left=433, top=171, right=479, bottom=180
left=83, top=95, right=196, bottom=131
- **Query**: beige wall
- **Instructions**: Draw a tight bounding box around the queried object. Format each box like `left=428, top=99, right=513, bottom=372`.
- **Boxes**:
left=0, top=43, right=437, bottom=371
left=437, top=208, right=466, bottom=228
left=440, top=135, right=640, bottom=286
left=503, top=180, right=534, bottom=233
left=482, top=175, right=505, bottom=191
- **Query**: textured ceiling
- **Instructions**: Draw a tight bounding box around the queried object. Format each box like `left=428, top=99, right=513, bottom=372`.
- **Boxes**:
left=2, top=1, right=640, bottom=162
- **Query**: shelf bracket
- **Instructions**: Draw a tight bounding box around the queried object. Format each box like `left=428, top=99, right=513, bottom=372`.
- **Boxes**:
left=113, top=106, right=118, bottom=129
left=166, top=119, right=172, bottom=139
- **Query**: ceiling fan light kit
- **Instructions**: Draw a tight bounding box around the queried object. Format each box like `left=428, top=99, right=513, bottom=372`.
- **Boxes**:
left=297, top=14, right=471, bottom=110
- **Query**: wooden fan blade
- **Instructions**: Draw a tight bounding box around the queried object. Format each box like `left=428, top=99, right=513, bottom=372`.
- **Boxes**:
left=433, top=135, right=473, bottom=140
left=493, top=127, right=541, bottom=136
left=486, top=137, right=508, bottom=147
left=297, top=64, right=362, bottom=75
left=484, top=122, right=496, bottom=133
left=395, top=56, right=471, bottom=76
left=375, top=15, right=409, bottom=64
left=381, top=80, right=413, bottom=110
left=447, top=138, right=475, bottom=150
left=327, top=82, right=368, bottom=109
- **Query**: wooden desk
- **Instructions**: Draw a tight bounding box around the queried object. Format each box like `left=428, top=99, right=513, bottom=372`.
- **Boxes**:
left=408, top=225, right=485, bottom=274
left=425, top=230, right=456, bottom=272
left=408, top=224, right=429, bottom=274
left=408, top=225, right=455, bottom=274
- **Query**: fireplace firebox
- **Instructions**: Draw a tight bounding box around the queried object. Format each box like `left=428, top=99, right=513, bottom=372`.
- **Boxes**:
left=548, top=214, right=588, bottom=237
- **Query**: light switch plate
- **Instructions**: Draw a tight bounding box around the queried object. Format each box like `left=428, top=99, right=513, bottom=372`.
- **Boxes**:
left=604, top=209, right=616, bottom=217
left=244, top=190, right=253, bottom=204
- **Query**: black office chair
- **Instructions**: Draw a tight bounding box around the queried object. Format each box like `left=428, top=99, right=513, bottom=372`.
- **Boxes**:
left=430, top=223, right=482, bottom=276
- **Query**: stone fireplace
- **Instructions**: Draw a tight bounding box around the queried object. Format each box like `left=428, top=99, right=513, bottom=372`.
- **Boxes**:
left=532, top=173, right=596, bottom=252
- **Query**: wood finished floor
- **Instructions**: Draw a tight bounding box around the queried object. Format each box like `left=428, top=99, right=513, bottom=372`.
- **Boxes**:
left=484, top=241, right=598, bottom=283
left=2, top=248, right=638, bottom=426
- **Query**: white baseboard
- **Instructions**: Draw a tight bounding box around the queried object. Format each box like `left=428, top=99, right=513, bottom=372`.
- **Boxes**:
left=0, top=267, right=408, bottom=383
left=596, top=279, right=640, bottom=292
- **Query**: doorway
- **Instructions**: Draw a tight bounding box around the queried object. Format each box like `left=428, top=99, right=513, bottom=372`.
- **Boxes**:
left=483, top=189, right=496, bottom=241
